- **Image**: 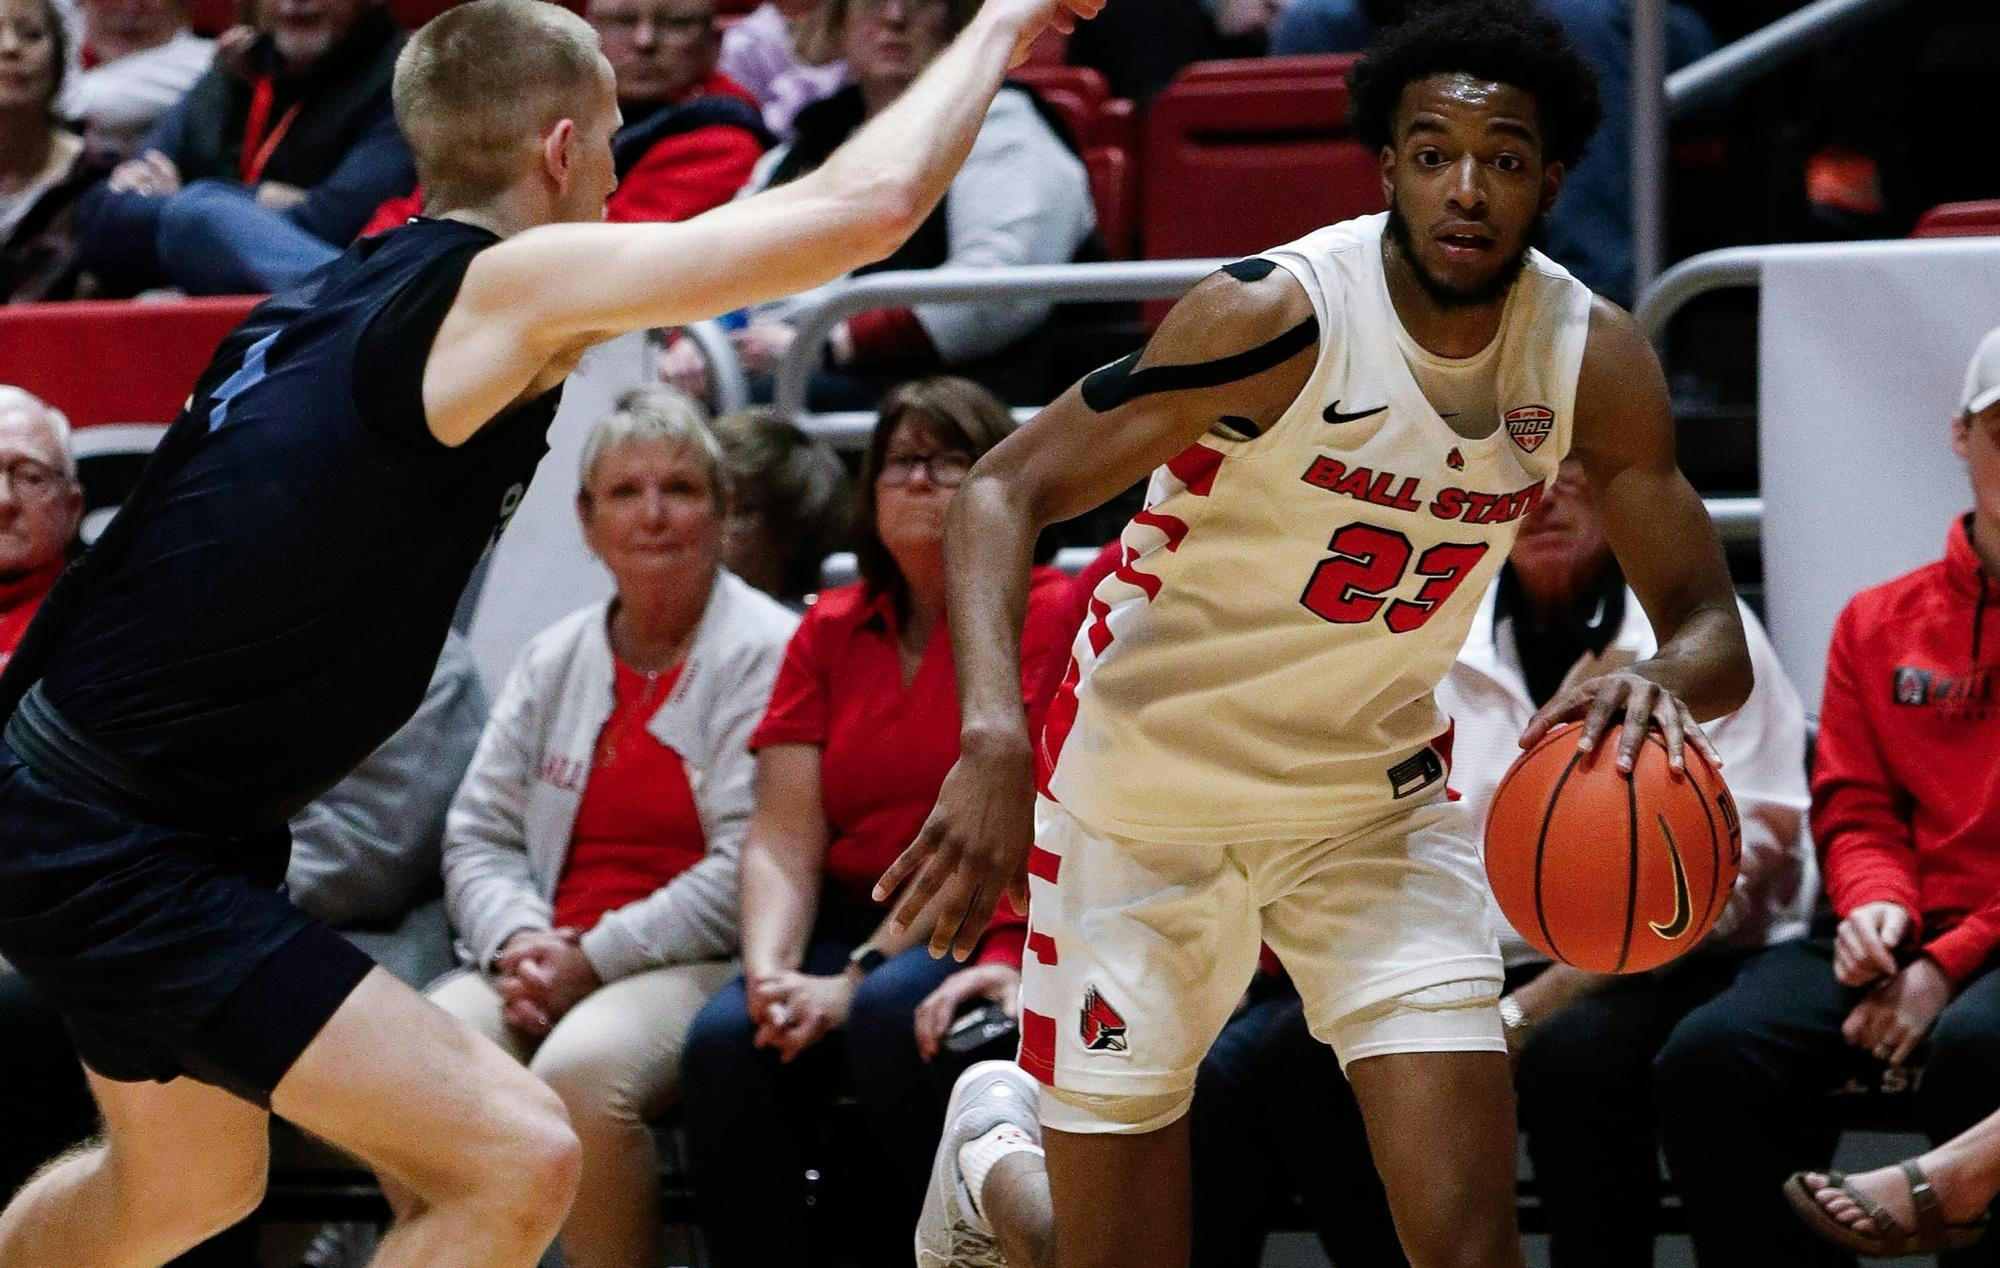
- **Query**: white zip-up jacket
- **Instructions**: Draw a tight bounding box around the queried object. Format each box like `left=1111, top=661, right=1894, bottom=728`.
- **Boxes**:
left=442, top=569, right=798, bottom=980
left=1440, top=579, right=1817, bottom=968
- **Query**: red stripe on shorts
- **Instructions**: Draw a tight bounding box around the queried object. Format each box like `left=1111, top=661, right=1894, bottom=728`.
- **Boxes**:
left=1027, top=845, right=1062, bottom=884
left=1020, top=1008, right=1057, bottom=1084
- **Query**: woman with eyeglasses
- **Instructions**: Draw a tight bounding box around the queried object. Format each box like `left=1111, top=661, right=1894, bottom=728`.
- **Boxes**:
left=681, top=376, right=1075, bottom=1266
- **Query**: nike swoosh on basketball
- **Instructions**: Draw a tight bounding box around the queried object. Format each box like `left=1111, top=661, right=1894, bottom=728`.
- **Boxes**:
left=1647, top=815, right=1692, bottom=939
left=1323, top=401, right=1387, bottom=425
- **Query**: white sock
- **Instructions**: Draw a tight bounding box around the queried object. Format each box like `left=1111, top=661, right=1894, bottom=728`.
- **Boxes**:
left=957, top=1124, right=1044, bottom=1226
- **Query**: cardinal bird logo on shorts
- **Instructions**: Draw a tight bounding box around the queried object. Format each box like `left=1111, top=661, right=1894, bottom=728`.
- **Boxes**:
left=1080, top=985, right=1128, bottom=1053
left=1504, top=405, right=1555, bottom=453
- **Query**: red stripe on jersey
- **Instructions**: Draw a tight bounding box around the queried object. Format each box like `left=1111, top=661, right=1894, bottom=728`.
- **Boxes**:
left=1111, top=549, right=1162, bottom=601
left=1020, top=1009, right=1057, bottom=1084
left=1165, top=443, right=1224, bottom=495
left=1028, top=930, right=1059, bottom=965
left=1084, top=596, right=1113, bottom=656
left=1132, top=508, right=1190, bottom=551
left=1027, top=845, right=1062, bottom=884
left=1036, top=657, right=1082, bottom=797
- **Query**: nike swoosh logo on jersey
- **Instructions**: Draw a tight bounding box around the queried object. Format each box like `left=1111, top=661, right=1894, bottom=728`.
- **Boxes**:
left=1324, top=401, right=1388, bottom=425
left=1647, top=814, right=1693, bottom=940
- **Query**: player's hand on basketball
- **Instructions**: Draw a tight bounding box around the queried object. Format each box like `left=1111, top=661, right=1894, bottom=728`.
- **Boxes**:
left=1520, top=669, right=1719, bottom=776
left=914, top=963, right=1022, bottom=1061
left=1834, top=901, right=1915, bottom=987
left=1842, top=957, right=1952, bottom=1067
left=876, top=739, right=1035, bottom=962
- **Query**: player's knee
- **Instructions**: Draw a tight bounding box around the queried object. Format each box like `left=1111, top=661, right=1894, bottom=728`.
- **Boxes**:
left=497, top=1097, right=583, bottom=1229
left=129, top=1148, right=267, bottom=1248
left=1037, top=1083, right=1192, bottom=1135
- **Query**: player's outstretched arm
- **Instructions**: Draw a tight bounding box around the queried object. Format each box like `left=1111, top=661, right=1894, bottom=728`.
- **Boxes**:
left=875, top=263, right=1321, bottom=957
left=1522, top=298, right=1753, bottom=771
left=423, top=0, right=1099, bottom=444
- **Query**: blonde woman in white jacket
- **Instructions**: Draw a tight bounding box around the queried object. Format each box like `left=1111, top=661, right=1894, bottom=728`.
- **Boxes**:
left=435, top=389, right=797, bottom=1268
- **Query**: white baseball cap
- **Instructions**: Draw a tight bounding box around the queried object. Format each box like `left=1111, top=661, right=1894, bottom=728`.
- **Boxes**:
left=1963, top=325, right=2000, bottom=417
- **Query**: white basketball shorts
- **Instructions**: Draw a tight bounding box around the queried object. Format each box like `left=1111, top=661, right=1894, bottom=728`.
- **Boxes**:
left=1017, top=793, right=1505, bottom=1131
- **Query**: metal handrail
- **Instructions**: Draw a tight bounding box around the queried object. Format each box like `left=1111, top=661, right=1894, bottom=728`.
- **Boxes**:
left=678, top=318, right=750, bottom=416
left=1629, top=0, right=1916, bottom=296
left=770, top=259, right=1229, bottom=421
left=1665, top=0, right=1912, bottom=119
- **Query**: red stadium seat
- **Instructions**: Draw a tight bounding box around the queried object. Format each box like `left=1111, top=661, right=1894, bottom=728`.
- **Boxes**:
left=1011, top=64, right=1110, bottom=148
left=1021, top=26, right=1068, bottom=66
left=1141, top=54, right=1380, bottom=264
left=1085, top=146, right=1136, bottom=259
left=0, top=297, right=260, bottom=427
left=1911, top=200, right=2000, bottom=239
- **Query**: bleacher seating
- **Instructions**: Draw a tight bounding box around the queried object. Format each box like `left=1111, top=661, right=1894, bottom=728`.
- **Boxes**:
left=1011, top=64, right=1139, bottom=260
left=1912, top=200, right=2000, bottom=239
left=1141, top=55, right=1380, bottom=264
left=0, top=296, right=260, bottom=427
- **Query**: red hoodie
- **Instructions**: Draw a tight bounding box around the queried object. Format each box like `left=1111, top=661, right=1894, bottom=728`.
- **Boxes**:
left=1813, top=514, right=2000, bottom=981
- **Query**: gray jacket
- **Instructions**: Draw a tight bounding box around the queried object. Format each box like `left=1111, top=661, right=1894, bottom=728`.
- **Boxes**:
left=286, top=630, right=488, bottom=930
left=441, top=570, right=798, bottom=980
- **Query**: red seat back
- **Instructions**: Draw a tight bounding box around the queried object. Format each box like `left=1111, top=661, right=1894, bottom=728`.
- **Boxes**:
left=1011, top=64, right=1110, bottom=148
left=1911, top=200, right=2000, bottom=239
left=0, top=297, right=260, bottom=427
left=1085, top=146, right=1136, bottom=260
left=1141, top=54, right=1381, bottom=264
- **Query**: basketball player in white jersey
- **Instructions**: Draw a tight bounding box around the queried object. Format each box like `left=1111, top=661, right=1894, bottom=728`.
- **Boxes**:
left=877, top=2, right=1753, bottom=1264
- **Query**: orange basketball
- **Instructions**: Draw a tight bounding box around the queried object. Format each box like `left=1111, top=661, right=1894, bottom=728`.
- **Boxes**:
left=1483, top=721, right=1742, bottom=974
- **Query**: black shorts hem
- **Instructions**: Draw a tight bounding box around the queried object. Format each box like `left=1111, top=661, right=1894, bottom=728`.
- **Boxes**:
left=175, top=922, right=377, bottom=1107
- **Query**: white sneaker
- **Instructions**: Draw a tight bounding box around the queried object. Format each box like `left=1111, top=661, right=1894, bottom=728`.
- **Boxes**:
left=914, top=1060, right=1044, bottom=1267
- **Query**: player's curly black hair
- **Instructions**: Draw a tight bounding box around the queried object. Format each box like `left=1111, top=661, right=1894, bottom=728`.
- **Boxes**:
left=1347, top=0, right=1605, bottom=172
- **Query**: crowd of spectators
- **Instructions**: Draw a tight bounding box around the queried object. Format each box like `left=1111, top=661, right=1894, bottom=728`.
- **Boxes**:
left=6, top=0, right=2000, bottom=1263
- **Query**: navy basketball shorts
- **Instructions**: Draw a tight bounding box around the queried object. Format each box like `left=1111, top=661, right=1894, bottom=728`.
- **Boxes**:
left=0, top=744, right=375, bottom=1106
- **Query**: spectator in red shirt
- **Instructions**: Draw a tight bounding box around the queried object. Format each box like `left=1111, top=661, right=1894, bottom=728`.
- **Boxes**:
left=0, top=387, right=79, bottom=673
left=681, top=376, right=1075, bottom=1268
left=432, top=391, right=798, bottom=1268
left=1658, top=325, right=2000, bottom=1268
left=360, top=0, right=766, bottom=235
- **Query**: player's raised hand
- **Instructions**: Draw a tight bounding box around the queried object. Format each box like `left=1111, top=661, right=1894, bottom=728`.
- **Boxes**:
left=979, top=0, right=1106, bottom=66
left=875, top=738, right=1035, bottom=961
left=1520, top=667, right=1720, bottom=776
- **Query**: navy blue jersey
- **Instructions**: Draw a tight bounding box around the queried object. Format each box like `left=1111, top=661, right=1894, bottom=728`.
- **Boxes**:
left=3, top=218, right=561, bottom=832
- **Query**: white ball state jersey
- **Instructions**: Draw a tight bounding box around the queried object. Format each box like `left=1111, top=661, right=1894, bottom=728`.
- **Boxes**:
left=1040, top=213, right=1594, bottom=844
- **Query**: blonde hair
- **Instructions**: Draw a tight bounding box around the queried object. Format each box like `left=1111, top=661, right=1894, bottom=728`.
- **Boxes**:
left=579, top=387, right=725, bottom=506
left=392, top=0, right=607, bottom=210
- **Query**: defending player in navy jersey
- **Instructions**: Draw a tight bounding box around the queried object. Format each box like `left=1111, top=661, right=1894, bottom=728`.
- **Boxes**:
left=880, top=3, right=1753, bottom=1266
left=0, top=0, right=1096, bottom=1262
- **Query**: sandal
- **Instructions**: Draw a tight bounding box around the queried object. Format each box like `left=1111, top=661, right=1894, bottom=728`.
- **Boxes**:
left=1784, top=1161, right=1992, bottom=1257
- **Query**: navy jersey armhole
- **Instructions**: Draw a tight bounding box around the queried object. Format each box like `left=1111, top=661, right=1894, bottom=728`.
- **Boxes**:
left=351, top=235, right=494, bottom=452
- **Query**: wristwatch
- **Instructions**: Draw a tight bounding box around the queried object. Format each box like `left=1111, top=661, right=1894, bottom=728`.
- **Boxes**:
left=1497, top=995, right=1531, bottom=1035
left=847, top=944, right=888, bottom=977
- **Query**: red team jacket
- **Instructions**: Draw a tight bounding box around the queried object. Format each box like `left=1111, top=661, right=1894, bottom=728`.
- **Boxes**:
left=1812, top=514, right=2000, bottom=982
